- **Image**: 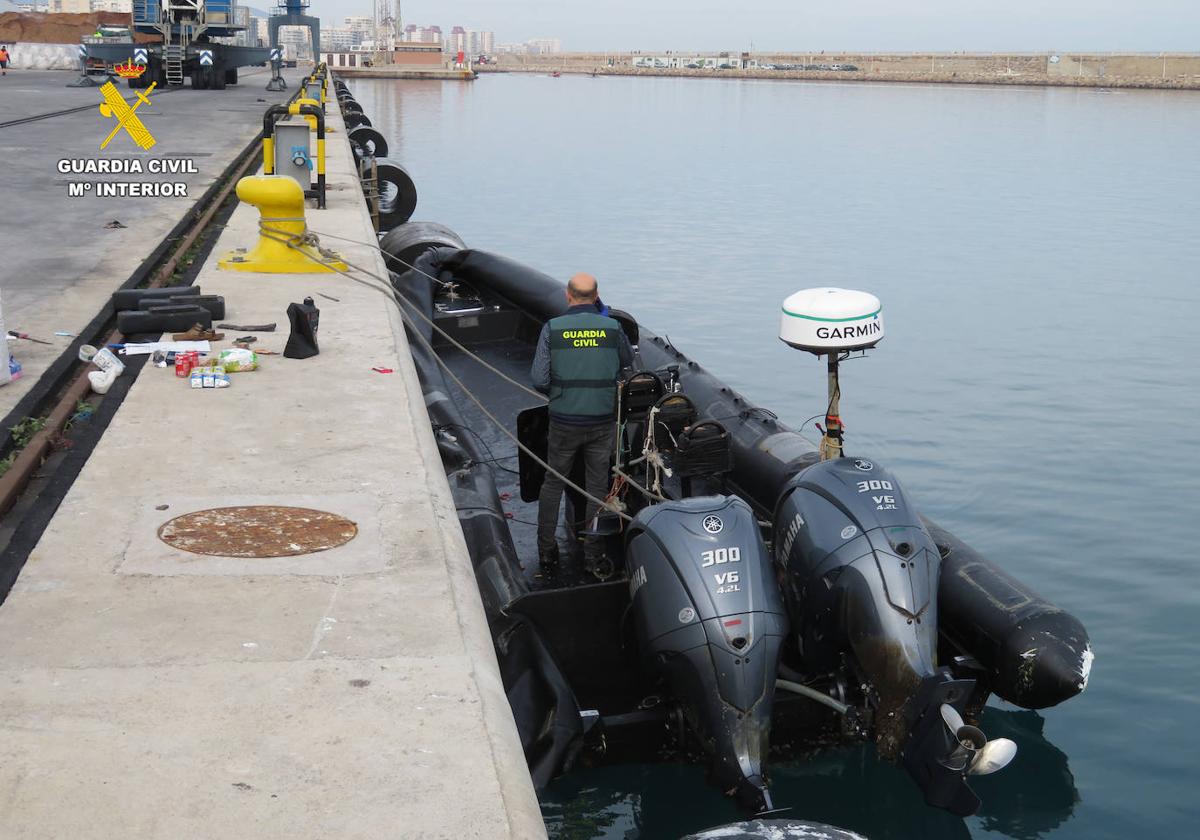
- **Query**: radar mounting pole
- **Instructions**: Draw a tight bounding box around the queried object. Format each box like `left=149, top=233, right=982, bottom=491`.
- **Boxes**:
left=821, top=352, right=843, bottom=461
left=778, top=288, right=884, bottom=462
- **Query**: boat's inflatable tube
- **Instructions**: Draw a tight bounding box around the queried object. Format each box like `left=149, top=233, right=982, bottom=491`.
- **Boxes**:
left=926, top=522, right=1093, bottom=709
left=380, top=222, right=466, bottom=275
left=390, top=243, right=1092, bottom=712
left=435, top=248, right=565, bottom=317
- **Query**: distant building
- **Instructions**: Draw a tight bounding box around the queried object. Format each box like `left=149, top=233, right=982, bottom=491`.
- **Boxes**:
left=402, top=24, right=443, bottom=45
left=464, top=29, right=494, bottom=56
left=448, top=26, right=467, bottom=53
left=252, top=16, right=270, bottom=47
left=49, top=0, right=90, bottom=12
left=89, top=0, right=132, bottom=11
left=525, top=38, right=562, bottom=54
left=277, top=26, right=313, bottom=60
left=322, top=42, right=446, bottom=71
left=231, top=5, right=251, bottom=46
left=323, top=27, right=360, bottom=52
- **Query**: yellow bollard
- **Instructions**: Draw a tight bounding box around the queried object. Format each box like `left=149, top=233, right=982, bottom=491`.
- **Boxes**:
left=218, top=175, right=347, bottom=273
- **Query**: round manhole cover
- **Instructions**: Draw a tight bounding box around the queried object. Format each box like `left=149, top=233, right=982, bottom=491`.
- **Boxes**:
left=157, top=506, right=358, bottom=558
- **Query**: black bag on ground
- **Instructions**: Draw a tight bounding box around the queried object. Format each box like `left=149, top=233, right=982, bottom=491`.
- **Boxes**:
left=284, top=297, right=320, bottom=359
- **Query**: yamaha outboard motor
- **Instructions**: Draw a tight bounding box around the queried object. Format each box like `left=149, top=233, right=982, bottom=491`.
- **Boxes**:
left=774, top=457, right=1016, bottom=815
left=626, top=496, right=788, bottom=812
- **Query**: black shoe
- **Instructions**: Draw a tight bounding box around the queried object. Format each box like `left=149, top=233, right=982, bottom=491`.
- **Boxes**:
left=538, top=546, right=560, bottom=570
left=586, top=555, right=615, bottom=581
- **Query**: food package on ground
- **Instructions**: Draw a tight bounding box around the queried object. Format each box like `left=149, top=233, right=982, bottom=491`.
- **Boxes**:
left=218, top=348, right=258, bottom=372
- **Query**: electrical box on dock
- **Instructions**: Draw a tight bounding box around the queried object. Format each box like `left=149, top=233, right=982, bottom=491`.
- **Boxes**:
left=273, top=122, right=313, bottom=193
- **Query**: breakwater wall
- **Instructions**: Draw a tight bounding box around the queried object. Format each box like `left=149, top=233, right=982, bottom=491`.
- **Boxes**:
left=482, top=51, right=1200, bottom=90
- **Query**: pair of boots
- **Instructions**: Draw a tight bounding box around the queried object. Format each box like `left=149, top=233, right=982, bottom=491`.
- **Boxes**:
left=538, top=541, right=613, bottom=581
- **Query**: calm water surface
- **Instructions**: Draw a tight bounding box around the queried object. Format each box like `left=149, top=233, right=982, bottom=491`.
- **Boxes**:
left=349, top=74, right=1200, bottom=839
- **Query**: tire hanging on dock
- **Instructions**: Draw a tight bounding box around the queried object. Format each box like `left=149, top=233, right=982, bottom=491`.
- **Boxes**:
left=348, top=126, right=388, bottom=159
left=373, top=159, right=418, bottom=231
left=344, top=112, right=372, bottom=130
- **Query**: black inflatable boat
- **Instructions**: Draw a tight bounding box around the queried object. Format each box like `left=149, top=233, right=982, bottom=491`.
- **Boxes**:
left=380, top=227, right=1094, bottom=820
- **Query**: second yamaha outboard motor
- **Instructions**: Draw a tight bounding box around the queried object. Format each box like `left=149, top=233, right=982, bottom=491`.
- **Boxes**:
left=626, top=496, right=788, bottom=812
left=774, top=457, right=1016, bottom=815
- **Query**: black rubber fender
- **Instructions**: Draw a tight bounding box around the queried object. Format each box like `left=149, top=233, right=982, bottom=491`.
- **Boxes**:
left=380, top=222, right=466, bottom=273
left=348, top=126, right=388, bottom=159
left=374, top=158, right=417, bottom=230
left=344, top=111, right=372, bottom=130
left=138, top=294, right=225, bottom=320
left=116, top=305, right=212, bottom=335
left=112, top=285, right=200, bottom=312
left=341, top=100, right=364, bottom=116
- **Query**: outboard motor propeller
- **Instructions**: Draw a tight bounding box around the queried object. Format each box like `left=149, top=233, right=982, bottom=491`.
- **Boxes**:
left=626, top=496, right=789, bottom=812
left=939, top=704, right=1018, bottom=777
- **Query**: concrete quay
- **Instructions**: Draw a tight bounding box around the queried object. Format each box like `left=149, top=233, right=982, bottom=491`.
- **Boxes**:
left=0, top=67, right=302, bottom=416
left=0, top=83, right=545, bottom=837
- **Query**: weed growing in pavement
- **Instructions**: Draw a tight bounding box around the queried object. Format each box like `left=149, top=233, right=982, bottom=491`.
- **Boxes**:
left=9, top=417, right=45, bottom=448
left=0, top=416, right=48, bottom=478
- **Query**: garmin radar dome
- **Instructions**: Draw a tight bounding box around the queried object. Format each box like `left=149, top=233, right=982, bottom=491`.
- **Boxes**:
left=779, top=288, right=884, bottom=353
left=779, top=288, right=883, bottom=460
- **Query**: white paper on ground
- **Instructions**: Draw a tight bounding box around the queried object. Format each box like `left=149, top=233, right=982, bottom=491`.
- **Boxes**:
left=121, top=341, right=212, bottom=356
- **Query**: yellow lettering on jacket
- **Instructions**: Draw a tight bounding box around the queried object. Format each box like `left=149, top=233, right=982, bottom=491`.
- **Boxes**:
left=560, top=329, right=607, bottom=340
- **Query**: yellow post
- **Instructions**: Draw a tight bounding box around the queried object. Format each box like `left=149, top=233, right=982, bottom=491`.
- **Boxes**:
left=290, top=98, right=329, bottom=131
left=218, top=175, right=347, bottom=273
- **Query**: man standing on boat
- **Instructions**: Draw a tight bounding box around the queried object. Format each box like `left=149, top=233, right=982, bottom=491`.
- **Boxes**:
left=532, top=273, right=632, bottom=572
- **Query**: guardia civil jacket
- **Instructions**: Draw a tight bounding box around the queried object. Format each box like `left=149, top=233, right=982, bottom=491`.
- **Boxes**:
left=531, top=304, right=634, bottom=424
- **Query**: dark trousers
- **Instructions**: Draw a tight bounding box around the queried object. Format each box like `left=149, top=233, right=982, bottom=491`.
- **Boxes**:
left=537, top=420, right=614, bottom=559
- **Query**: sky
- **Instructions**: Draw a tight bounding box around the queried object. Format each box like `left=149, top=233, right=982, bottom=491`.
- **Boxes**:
left=305, top=1, right=1200, bottom=52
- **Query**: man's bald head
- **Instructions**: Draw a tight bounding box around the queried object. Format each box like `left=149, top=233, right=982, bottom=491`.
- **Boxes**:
left=567, top=273, right=599, bottom=304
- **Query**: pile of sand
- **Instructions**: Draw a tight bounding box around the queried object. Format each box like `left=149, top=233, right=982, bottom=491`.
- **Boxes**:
left=0, top=12, right=156, bottom=45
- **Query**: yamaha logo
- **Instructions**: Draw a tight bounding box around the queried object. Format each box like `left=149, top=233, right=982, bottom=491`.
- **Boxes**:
left=853, top=459, right=874, bottom=472
left=702, top=515, right=723, bottom=534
